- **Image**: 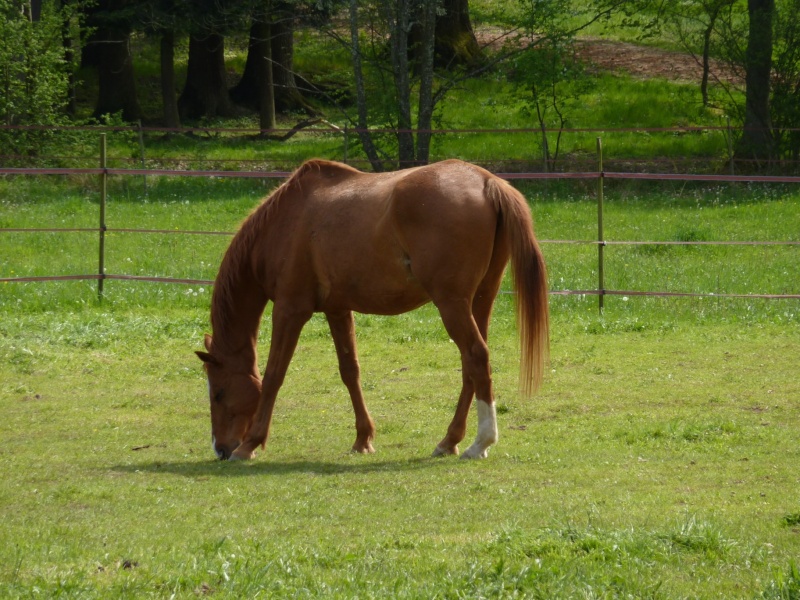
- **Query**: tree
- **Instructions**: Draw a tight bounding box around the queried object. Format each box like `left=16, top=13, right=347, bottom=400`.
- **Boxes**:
left=159, top=29, right=180, bottom=128
left=409, top=0, right=482, bottom=68
left=380, top=0, right=439, bottom=168
left=136, top=0, right=184, bottom=128
left=511, top=0, right=628, bottom=170
left=231, top=1, right=317, bottom=114
left=735, top=0, right=775, bottom=162
left=666, top=0, right=737, bottom=107
left=176, top=0, right=248, bottom=120
left=83, top=0, right=142, bottom=121
left=341, top=0, right=440, bottom=170
left=250, top=6, right=277, bottom=131
left=768, top=0, right=800, bottom=161
left=178, top=31, right=239, bottom=120
left=434, top=0, right=481, bottom=66
left=513, top=39, right=593, bottom=170
left=0, top=0, right=73, bottom=159
left=347, top=0, right=382, bottom=169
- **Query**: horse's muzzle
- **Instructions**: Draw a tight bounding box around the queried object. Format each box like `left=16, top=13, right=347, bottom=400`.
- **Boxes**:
left=212, top=436, right=235, bottom=460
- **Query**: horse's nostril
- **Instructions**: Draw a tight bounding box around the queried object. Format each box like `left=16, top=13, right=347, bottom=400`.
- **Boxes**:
left=213, top=436, right=229, bottom=460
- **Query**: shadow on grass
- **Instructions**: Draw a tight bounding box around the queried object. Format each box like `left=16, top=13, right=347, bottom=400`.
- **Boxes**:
left=109, top=455, right=455, bottom=478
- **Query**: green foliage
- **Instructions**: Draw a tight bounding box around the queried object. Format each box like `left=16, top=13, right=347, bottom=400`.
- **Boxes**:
left=771, top=0, right=800, bottom=160
left=0, top=0, right=74, bottom=160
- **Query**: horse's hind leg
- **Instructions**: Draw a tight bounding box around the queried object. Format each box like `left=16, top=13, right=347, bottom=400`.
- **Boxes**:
left=432, top=369, right=475, bottom=457
left=327, top=311, right=376, bottom=453
left=432, top=299, right=498, bottom=459
left=432, top=256, right=505, bottom=458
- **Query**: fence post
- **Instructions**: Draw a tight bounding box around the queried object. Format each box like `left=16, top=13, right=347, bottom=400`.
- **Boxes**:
left=541, top=122, right=549, bottom=173
left=98, top=134, right=107, bottom=302
left=597, top=137, right=605, bottom=313
left=726, top=116, right=736, bottom=197
left=137, top=120, right=148, bottom=195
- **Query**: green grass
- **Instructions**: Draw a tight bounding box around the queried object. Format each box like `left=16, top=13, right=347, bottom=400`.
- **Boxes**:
left=0, top=303, right=798, bottom=597
left=99, top=71, right=731, bottom=173
left=1, top=176, right=799, bottom=597
left=2, top=176, right=798, bottom=321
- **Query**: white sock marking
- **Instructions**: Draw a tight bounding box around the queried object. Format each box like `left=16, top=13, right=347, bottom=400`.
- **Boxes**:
left=462, top=399, right=498, bottom=459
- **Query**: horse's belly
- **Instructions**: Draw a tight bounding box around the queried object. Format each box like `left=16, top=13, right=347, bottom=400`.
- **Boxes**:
left=316, top=270, right=429, bottom=315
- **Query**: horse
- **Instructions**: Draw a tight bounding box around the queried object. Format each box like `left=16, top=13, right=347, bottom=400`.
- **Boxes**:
left=196, top=159, right=549, bottom=461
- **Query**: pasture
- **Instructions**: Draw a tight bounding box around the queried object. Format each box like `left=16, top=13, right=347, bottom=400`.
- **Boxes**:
left=1, top=176, right=799, bottom=598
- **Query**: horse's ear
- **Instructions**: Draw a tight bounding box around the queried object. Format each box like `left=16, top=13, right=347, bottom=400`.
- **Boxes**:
left=195, top=350, right=218, bottom=365
left=197, top=334, right=219, bottom=364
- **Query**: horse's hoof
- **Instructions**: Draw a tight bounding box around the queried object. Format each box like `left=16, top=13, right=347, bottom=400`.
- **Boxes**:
left=351, top=443, right=375, bottom=454
left=460, top=445, right=489, bottom=460
left=432, top=444, right=458, bottom=457
left=229, top=447, right=255, bottom=461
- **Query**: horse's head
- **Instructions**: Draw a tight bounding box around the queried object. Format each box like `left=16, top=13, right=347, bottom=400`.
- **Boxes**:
left=196, top=334, right=262, bottom=460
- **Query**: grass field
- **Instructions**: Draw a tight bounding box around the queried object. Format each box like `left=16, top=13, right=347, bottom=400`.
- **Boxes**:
left=1, top=176, right=799, bottom=598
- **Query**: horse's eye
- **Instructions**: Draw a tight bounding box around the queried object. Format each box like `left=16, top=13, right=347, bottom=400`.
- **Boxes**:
left=213, top=389, right=225, bottom=404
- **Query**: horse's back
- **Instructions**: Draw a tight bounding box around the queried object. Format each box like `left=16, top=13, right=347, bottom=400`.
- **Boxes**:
left=275, top=160, right=504, bottom=314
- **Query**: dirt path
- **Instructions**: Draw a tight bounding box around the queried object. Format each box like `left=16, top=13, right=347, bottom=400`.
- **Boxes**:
left=474, top=27, right=742, bottom=86
left=574, top=38, right=742, bottom=85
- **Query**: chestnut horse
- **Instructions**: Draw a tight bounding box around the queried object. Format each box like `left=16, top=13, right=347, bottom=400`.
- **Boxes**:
left=196, top=159, right=549, bottom=461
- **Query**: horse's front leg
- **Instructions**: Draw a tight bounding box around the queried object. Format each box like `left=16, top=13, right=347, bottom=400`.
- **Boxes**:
left=231, top=303, right=311, bottom=460
left=327, top=311, right=376, bottom=453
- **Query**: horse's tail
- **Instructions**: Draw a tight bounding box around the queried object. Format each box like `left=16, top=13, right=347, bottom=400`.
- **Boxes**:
left=485, top=176, right=550, bottom=397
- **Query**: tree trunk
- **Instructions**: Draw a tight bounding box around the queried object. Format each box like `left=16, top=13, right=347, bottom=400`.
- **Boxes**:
left=433, top=0, right=482, bottom=67
left=701, top=18, right=714, bottom=106
left=160, top=30, right=180, bottom=129
left=178, top=33, right=238, bottom=120
left=271, top=2, right=315, bottom=113
left=92, top=26, right=141, bottom=121
left=256, top=19, right=276, bottom=132
left=735, top=0, right=775, bottom=163
left=387, top=0, right=415, bottom=167
left=349, top=0, right=383, bottom=171
left=415, top=0, right=437, bottom=164
left=231, top=3, right=315, bottom=114
left=230, top=19, right=265, bottom=111
left=62, top=8, right=77, bottom=116
left=225, top=8, right=276, bottom=129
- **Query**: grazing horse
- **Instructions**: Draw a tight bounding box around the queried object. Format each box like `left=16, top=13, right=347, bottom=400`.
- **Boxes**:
left=196, top=159, right=549, bottom=461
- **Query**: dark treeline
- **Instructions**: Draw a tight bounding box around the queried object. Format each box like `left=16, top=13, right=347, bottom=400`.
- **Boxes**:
left=2, top=0, right=799, bottom=167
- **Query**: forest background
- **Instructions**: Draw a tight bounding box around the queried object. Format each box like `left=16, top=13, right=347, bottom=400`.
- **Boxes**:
left=2, top=0, right=799, bottom=172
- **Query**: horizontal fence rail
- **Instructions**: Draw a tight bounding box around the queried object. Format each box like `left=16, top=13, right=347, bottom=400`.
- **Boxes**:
left=1, top=134, right=798, bottom=309
left=3, top=167, right=800, bottom=184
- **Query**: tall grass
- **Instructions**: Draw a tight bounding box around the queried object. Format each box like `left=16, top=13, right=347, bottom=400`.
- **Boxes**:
left=2, top=176, right=797, bottom=324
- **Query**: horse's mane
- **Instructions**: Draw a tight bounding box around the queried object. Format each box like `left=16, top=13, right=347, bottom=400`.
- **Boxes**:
left=210, top=160, right=359, bottom=341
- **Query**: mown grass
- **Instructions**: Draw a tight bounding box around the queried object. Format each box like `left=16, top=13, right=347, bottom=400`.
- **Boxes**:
left=0, top=302, right=798, bottom=597
left=1, top=175, right=799, bottom=597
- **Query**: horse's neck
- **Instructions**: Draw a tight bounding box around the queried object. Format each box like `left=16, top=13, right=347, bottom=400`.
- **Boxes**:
left=211, top=266, right=268, bottom=373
